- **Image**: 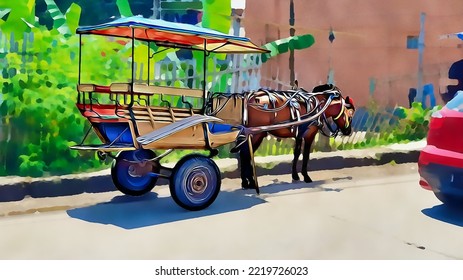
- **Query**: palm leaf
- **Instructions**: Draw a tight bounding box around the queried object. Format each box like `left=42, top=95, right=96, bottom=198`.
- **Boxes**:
left=64, top=3, right=81, bottom=34
left=116, top=0, right=133, bottom=17
left=0, top=0, right=35, bottom=36
left=44, top=0, right=69, bottom=35
left=201, top=0, right=231, bottom=34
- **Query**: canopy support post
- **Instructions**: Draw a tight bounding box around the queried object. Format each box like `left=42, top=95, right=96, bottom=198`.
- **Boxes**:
left=202, top=39, right=208, bottom=112
left=131, top=27, right=135, bottom=90
left=147, top=41, right=151, bottom=85
left=128, top=27, right=139, bottom=136
left=78, top=34, right=82, bottom=84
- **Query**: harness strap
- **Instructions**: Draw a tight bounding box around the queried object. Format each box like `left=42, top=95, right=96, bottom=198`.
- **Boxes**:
left=332, top=99, right=345, bottom=121
left=331, top=99, right=352, bottom=129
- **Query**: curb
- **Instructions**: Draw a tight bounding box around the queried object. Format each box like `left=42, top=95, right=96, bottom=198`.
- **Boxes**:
left=0, top=143, right=423, bottom=203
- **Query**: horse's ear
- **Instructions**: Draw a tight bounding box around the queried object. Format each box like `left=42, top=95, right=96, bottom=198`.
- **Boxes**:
left=345, top=96, right=355, bottom=107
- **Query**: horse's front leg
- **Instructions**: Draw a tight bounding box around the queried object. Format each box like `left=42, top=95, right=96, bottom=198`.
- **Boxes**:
left=302, top=128, right=318, bottom=183
left=239, top=145, right=251, bottom=189
left=292, top=137, right=302, bottom=181
left=247, top=133, right=266, bottom=190
left=239, top=133, right=266, bottom=190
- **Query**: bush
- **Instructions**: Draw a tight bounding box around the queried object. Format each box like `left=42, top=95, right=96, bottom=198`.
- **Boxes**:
left=0, top=28, right=130, bottom=177
left=387, top=102, right=439, bottom=142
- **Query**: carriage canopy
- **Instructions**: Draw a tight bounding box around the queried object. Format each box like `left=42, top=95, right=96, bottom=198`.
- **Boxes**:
left=76, top=16, right=269, bottom=54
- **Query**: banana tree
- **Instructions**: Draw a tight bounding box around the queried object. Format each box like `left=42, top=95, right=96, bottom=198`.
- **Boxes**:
left=0, top=0, right=35, bottom=37
left=116, top=0, right=133, bottom=17
left=43, top=0, right=81, bottom=36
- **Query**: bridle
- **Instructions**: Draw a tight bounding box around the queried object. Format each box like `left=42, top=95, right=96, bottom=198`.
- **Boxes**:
left=319, top=96, right=354, bottom=137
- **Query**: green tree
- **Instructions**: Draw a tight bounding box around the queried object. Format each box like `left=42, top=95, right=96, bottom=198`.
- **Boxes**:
left=202, top=0, right=231, bottom=34
left=0, top=2, right=132, bottom=176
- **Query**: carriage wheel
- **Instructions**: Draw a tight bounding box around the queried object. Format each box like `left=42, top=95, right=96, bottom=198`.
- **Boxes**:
left=111, top=149, right=160, bottom=196
left=169, top=154, right=221, bottom=211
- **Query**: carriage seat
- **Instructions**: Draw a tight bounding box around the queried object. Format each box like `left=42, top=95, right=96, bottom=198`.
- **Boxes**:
left=208, top=123, right=235, bottom=134
left=132, top=83, right=204, bottom=98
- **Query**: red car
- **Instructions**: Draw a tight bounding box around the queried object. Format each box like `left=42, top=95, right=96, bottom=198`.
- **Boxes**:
left=418, top=91, right=463, bottom=207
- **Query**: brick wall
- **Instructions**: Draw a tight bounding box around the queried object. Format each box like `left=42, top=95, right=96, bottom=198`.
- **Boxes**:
left=244, top=0, right=463, bottom=108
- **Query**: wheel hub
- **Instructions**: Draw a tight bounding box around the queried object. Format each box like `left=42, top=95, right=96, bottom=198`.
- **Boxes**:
left=128, top=161, right=153, bottom=177
left=190, top=172, right=207, bottom=194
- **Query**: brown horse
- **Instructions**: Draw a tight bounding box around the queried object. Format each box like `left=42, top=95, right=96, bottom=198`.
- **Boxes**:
left=238, top=83, right=355, bottom=191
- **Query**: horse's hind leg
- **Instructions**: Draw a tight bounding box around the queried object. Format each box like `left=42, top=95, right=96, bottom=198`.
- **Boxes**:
left=301, top=140, right=313, bottom=183
left=292, top=137, right=302, bottom=181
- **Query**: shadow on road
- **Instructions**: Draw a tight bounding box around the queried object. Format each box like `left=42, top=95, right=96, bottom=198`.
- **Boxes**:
left=421, top=204, right=463, bottom=227
left=259, top=179, right=343, bottom=195
left=67, top=188, right=267, bottom=229
left=66, top=178, right=339, bottom=229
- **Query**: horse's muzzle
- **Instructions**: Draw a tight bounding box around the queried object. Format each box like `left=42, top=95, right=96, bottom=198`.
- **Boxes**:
left=340, top=126, right=352, bottom=136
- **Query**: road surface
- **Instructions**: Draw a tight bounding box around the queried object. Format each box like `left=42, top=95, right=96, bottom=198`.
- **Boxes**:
left=0, top=163, right=462, bottom=259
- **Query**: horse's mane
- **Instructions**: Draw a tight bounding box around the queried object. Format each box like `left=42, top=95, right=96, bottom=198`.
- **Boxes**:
left=210, top=84, right=338, bottom=98
left=312, top=84, right=336, bottom=93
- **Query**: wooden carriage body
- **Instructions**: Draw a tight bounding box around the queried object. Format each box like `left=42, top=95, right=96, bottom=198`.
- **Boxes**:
left=72, top=82, right=242, bottom=152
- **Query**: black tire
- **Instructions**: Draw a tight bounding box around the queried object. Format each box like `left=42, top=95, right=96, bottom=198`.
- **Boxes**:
left=434, top=192, right=463, bottom=209
left=169, top=154, right=221, bottom=211
left=111, top=150, right=160, bottom=196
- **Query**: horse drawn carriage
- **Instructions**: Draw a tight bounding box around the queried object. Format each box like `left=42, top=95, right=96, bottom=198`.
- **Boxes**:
left=71, top=16, right=355, bottom=211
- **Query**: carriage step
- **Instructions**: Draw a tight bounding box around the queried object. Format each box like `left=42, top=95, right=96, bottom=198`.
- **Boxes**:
left=70, top=144, right=136, bottom=151
left=137, top=114, right=222, bottom=145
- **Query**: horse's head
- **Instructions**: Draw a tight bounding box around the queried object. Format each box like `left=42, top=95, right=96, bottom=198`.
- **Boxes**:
left=315, top=85, right=355, bottom=136
left=334, top=95, right=355, bottom=135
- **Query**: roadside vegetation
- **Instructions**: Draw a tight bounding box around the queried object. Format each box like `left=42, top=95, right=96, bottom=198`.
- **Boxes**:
left=331, top=101, right=440, bottom=151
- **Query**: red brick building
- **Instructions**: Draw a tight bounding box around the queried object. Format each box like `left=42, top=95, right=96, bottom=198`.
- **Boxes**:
left=244, top=0, right=463, bottom=107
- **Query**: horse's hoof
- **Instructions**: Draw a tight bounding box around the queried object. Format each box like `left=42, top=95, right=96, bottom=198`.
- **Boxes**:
left=292, top=174, right=300, bottom=181
left=304, top=177, right=313, bottom=183
left=241, top=184, right=254, bottom=190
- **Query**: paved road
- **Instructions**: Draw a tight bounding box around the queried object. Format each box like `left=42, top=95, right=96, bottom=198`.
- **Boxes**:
left=0, top=163, right=462, bottom=260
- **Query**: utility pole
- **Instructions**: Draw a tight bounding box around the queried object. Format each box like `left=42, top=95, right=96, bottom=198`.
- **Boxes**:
left=416, top=12, right=426, bottom=105
left=289, top=0, right=295, bottom=87
left=152, top=0, right=160, bottom=19
left=328, top=26, right=335, bottom=84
